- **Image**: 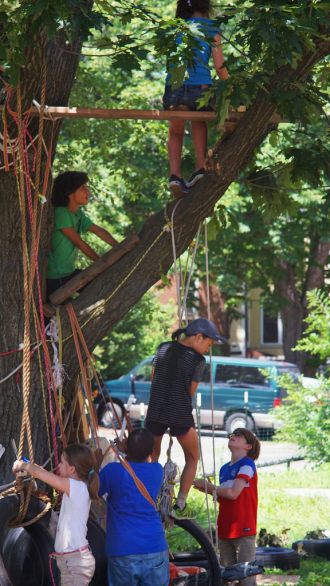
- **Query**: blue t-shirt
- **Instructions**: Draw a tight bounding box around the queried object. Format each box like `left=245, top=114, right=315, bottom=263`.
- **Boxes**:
left=166, top=17, right=220, bottom=86
left=99, top=461, right=167, bottom=556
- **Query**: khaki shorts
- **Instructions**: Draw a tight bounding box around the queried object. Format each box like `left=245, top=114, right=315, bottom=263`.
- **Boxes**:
left=53, top=548, right=95, bottom=586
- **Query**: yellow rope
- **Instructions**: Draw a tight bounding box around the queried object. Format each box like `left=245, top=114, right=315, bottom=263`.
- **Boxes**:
left=16, top=84, right=34, bottom=464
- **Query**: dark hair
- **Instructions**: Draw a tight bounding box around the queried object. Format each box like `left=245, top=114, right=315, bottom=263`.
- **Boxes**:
left=126, top=429, right=154, bottom=463
left=51, top=171, right=88, bottom=207
left=232, top=428, right=261, bottom=461
left=63, top=444, right=99, bottom=500
left=172, top=327, right=208, bottom=341
left=176, top=0, right=212, bottom=19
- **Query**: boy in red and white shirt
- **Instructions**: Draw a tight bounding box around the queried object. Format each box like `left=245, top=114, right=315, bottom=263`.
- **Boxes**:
left=194, top=428, right=260, bottom=585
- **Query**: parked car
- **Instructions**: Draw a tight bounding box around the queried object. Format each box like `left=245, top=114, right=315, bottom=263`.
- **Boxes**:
left=102, top=356, right=300, bottom=435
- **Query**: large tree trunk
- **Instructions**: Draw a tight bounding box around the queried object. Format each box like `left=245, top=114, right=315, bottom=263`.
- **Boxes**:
left=0, top=24, right=329, bottom=480
left=275, top=237, right=330, bottom=372
left=198, top=281, right=231, bottom=355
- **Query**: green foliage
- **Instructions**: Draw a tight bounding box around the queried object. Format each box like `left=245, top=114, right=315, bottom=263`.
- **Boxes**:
left=93, top=290, right=175, bottom=379
left=295, top=289, right=330, bottom=361
left=275, top=375, right=330, bottom=463
left=273, top=290, right=330, bottom=462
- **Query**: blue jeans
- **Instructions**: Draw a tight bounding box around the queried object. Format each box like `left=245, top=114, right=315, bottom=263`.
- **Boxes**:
left=107, top=550, right=169, bottom=586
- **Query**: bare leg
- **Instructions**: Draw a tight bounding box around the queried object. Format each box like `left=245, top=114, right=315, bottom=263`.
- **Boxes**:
left=151, top=434, right=163, bottom=462
left=168, top=120, right=185, bottom=176
left=191, top=120, right=207, bottom=169
left=176, top=427, right=199, bottom=498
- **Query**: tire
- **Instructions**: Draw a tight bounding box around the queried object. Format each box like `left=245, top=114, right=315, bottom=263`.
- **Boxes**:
left=87, top=518, right=107, bottom=586
left=292, top=538, right=330, bottom=560
left=256, top=546, right=300, bottom=570
left=3, top=528, right=45, bottom=586
left=97, top=397, right=125, bottom=428
left=0, top=494, right=59, bottom=586
left=225, top=412, right=254, bottom=435
left=171, top=518, right=223, bottom=586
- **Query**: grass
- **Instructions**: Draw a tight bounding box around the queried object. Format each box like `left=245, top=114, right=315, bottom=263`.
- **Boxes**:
left=258, top=464, right=330, bottom=544
left=166, top=463, right=330, bottom=583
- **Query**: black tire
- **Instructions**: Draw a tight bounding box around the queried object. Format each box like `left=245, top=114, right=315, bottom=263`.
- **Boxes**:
left=225, top=412, right=254, bottom=435
left=87, top=518, right=107, bottom=586
left=292, top=538, right=330, bottom=560
left=97, top=397, right=125, bottom=428
left=171, top=518, right=223, bottom=586
left=0, top=494, right=59, bottom=586
left=256, top=546, right=300, bottom=570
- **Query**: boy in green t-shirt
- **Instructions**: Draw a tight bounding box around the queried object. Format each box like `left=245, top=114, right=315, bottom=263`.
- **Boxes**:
left=46, top=171, right=118, bottom=298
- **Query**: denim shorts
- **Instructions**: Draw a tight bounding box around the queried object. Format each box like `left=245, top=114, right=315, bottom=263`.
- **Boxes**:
left=107, top=550, right=169, bottom=586
left=163, top=84, right=214, bottom=112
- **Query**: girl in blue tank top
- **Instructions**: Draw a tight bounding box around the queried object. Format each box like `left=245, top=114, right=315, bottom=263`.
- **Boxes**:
left=163, top=0, right=229, bottom=198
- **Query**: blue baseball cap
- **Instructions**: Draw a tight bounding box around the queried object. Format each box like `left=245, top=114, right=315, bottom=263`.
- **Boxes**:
left=186, top=318, right=227, bottom=344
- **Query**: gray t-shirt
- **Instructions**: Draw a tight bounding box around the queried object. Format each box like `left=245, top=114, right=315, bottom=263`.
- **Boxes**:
left=146, top=341, right=205, bottom=427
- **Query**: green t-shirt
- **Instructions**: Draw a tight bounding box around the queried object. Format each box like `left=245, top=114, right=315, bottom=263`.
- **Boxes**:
left=47, top=207, right=93, bottom=279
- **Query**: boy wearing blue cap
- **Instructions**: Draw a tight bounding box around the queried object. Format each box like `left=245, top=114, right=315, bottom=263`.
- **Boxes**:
left=146, top=318, right=226, bottom=516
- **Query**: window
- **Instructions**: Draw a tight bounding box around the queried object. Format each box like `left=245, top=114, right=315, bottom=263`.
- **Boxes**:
left=215, top=364, right=270, bottom=387
left=216, top=365, right=242, bottom=384
left=135, top=362, right=153, bottom=381
left=261, top=305, right=283, bottom=345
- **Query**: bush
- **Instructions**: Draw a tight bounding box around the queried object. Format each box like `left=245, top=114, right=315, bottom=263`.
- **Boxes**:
left=274, top=290, right=330, bottom=464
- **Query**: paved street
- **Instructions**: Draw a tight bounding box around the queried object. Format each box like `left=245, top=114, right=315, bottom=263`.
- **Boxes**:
left=99, top=426, right=303, bottom=475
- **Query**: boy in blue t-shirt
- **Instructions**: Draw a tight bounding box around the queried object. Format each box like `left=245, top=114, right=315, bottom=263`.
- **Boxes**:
left=99, top=429, right=169, bottom=586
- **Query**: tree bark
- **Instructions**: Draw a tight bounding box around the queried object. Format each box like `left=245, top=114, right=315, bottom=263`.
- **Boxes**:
left=198, top=281, right=231, bottom=355
left=0, top=26, right=329, bottom=479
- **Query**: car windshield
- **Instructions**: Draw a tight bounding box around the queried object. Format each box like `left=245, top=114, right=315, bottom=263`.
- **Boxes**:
left=276, top=366, right=300, bottom=382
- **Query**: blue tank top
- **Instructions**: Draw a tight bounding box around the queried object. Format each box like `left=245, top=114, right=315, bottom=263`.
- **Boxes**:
left=166, top=17, right=220, bottom=86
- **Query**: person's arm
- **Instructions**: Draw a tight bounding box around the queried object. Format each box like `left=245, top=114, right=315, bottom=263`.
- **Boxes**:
left=12, top=460, right=70, bottom=495
left=190, top=381, right=199, bottom=397
left=88, top=224, right=119, bottom=247
left=193, top=477, right=247, bottom=500
left=61, top=227, right=99, bottom=261
left=212, top=34, right=229, bottom=80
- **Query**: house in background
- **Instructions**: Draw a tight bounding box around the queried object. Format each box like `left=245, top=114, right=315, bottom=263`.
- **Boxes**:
left=230, top=288, right=284, bottom=358
left=156, top=279, right=285, bottom=359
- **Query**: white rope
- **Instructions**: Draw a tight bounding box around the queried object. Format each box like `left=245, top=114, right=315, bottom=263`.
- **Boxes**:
left=204, top=220, right=219, bottom=551
left=180, top=224, right=202, bottom=325
left=0, top=343, right=42, bottom=385
left=170, top=200, right=183, bottom=326
left=159, top=436, right=179, bottom=519
left=47, top=317, right=65, bottom=389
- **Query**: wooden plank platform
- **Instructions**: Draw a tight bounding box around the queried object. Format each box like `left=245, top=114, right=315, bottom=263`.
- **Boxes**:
left=0, top=105, right=281, bottom=124
left=256, top=575, right=299, bottom=585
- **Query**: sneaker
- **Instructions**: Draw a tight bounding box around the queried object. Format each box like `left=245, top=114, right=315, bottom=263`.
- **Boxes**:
left=170, top=503, right=194, bottom=520
left=185, top=168, right=205, bottom=188
left=169, top=175, right=189, bottom=199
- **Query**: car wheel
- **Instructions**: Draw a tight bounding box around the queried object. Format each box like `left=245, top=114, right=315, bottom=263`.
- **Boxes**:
left=225, top=412, right=254, bottom=435
left=97, top=398, right=125, bottom=428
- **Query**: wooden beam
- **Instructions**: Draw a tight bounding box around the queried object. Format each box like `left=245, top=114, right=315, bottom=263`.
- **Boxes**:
left=0, top=105, right=280, bottom=124
left=33, top=106, right=216, bottom=121
left=49, top=232, right=139, bottom=307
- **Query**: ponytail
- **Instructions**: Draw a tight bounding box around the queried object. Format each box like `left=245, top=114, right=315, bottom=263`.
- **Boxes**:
left=172, top=327, right=187, bottom=341
left=86, top=467, right=100, bottom=501
left=64, top=444, right=100, bottom=501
